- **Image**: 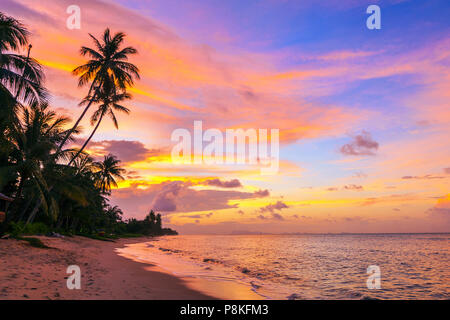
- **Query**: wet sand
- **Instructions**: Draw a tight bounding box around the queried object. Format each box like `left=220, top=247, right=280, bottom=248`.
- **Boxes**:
left=0, top=236, right=215, bottom=300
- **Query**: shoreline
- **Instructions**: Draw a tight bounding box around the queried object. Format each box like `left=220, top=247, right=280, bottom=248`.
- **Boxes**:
left=116, top=241, right=266, bottom=300
left=0, top=235, right=215, bottom=300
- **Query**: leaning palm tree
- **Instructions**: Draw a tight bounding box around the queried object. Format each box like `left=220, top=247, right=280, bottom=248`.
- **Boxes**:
left=68, top=77, right=131, bottom=166
left=57, top=28, right=140, bottom=153
left=93, top=154, right=125, bottom=194
left=27, top=28, right=139, bottom=220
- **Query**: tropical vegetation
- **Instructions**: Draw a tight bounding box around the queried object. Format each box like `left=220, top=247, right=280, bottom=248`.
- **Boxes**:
left=0, top=12, right=177, bottom=238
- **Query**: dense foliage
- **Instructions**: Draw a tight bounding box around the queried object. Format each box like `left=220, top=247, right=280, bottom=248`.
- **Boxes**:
left=0, top=12, right=177, bottom=237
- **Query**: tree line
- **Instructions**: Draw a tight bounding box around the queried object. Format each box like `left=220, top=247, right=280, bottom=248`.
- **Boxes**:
left=0, top=12, right=177, bottom=237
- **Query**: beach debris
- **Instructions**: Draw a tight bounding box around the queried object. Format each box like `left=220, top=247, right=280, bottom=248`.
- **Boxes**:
left=241, top=267, right=251, bottom=274
left=46, top=232, right=64, bottom=238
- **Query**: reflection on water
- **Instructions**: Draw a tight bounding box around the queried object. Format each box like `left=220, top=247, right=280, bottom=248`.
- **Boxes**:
left=117, top=234, right=450, bottom=299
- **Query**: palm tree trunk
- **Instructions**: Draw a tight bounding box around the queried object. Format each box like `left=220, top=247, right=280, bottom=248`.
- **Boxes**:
left=25, top=82, right=103, bottom=225
left=68, top=111, right=105, bottom=166
left=55, top=81, right=100, bottom=154
left=17, top=196, right=33, bottom=222
left=29, top=83, right=102, bottom=223
left=9, top=174, right=26, bottom=221
left=26, top=206, right=37, bottom=224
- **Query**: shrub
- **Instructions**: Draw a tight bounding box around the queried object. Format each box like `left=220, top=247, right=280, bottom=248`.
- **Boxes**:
left=8, top=222, right=50, bottom=236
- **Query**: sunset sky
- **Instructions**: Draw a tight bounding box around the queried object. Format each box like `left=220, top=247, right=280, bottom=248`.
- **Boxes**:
left=4, top=0, right=449, bottom=233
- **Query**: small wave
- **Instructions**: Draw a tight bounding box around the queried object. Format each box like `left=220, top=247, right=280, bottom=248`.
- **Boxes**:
left=284, top=275, right=301, bottom=281
left=203, top=258, right=223, bottom=264
left=158, top=247, right=181, bottom=254
left=250, top=281, right=261, bottom=290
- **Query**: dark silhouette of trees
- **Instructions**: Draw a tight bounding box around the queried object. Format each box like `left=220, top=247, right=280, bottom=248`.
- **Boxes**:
left=124, top=210, right=177, bottom=236
left=57, top=28, right=140, bottom=160
left=0, top=12, right=176, bottom=238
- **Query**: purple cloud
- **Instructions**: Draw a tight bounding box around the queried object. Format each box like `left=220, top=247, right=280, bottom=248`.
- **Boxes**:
left=402, top=175, right=445, bottom=180
left=343, top=184, right=364, bottom=191
left=204, top=178, right=242, bottom=188
left=74, top=139, right=161, bottom=163
left=340, top=131, right=379, bottom=156
left=254, top=189, right=270, bottom=197
left=112, top=180, right=272, bottom=217
left=259, top=201, right=289, bottom=214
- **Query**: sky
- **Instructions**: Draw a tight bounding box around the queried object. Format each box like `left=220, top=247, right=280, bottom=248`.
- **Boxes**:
left=3, top=0, right=449, bottom=233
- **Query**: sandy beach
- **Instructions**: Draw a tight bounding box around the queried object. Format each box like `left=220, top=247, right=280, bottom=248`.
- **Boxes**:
left=0, top=236, right=215, bottom=300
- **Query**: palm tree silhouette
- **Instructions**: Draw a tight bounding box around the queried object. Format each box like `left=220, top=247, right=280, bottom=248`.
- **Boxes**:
left=9, top=103, right=73, bottom=222
left=93, top=154, right=125, bottom=194
left=68, top=77, right=131, bottom=165
left=57, top=28, right=140, bottom=155
left=0, top=12, right=47, bottom=107
left=1, top=12, right=47, bottom=151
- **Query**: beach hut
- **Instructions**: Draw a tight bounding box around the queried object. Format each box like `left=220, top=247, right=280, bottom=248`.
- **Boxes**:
left=0, top=192, right=13, bottom=223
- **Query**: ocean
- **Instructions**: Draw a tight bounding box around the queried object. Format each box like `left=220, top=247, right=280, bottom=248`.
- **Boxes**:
left=117, top=233, right=449, bottom=299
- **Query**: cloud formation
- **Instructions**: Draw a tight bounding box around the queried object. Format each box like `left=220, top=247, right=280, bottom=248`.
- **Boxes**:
left=402, top=175, right=445, bottom=180
left=112, top=180, right=271, bottom=217
left=204, top=178, right=242, bottom=188
left=426, top=194, right=450, bottom=226
left=73, top=139, right=161, bottom=163
left=340, top=131, right=379, bottom=156
left=258, top=201, right=289, bottom=220
left=327, top=185, right=363, bottom=191
left=343, top=184, right=364, bottom=191
left=259, top=201, right=289, bottom=213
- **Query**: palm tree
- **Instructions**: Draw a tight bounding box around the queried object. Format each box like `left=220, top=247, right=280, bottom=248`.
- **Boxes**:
left=7, top=103, right=73, bottom=222
left=57, top=28, right=140, bottom=153
left=0, top=12, right=47, bottom=177
left=68, top=77, right=131, bottom=166
left=70, top=152, right=97, bottom=176
left=93, top=154, right=125, bottom=194
left=0, top=12, right=47, bottom=108
left=106, top=205, right=123, bottom=223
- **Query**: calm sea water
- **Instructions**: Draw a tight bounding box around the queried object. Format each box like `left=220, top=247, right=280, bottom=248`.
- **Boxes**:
left=118, top=234, right=449, bottom=299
